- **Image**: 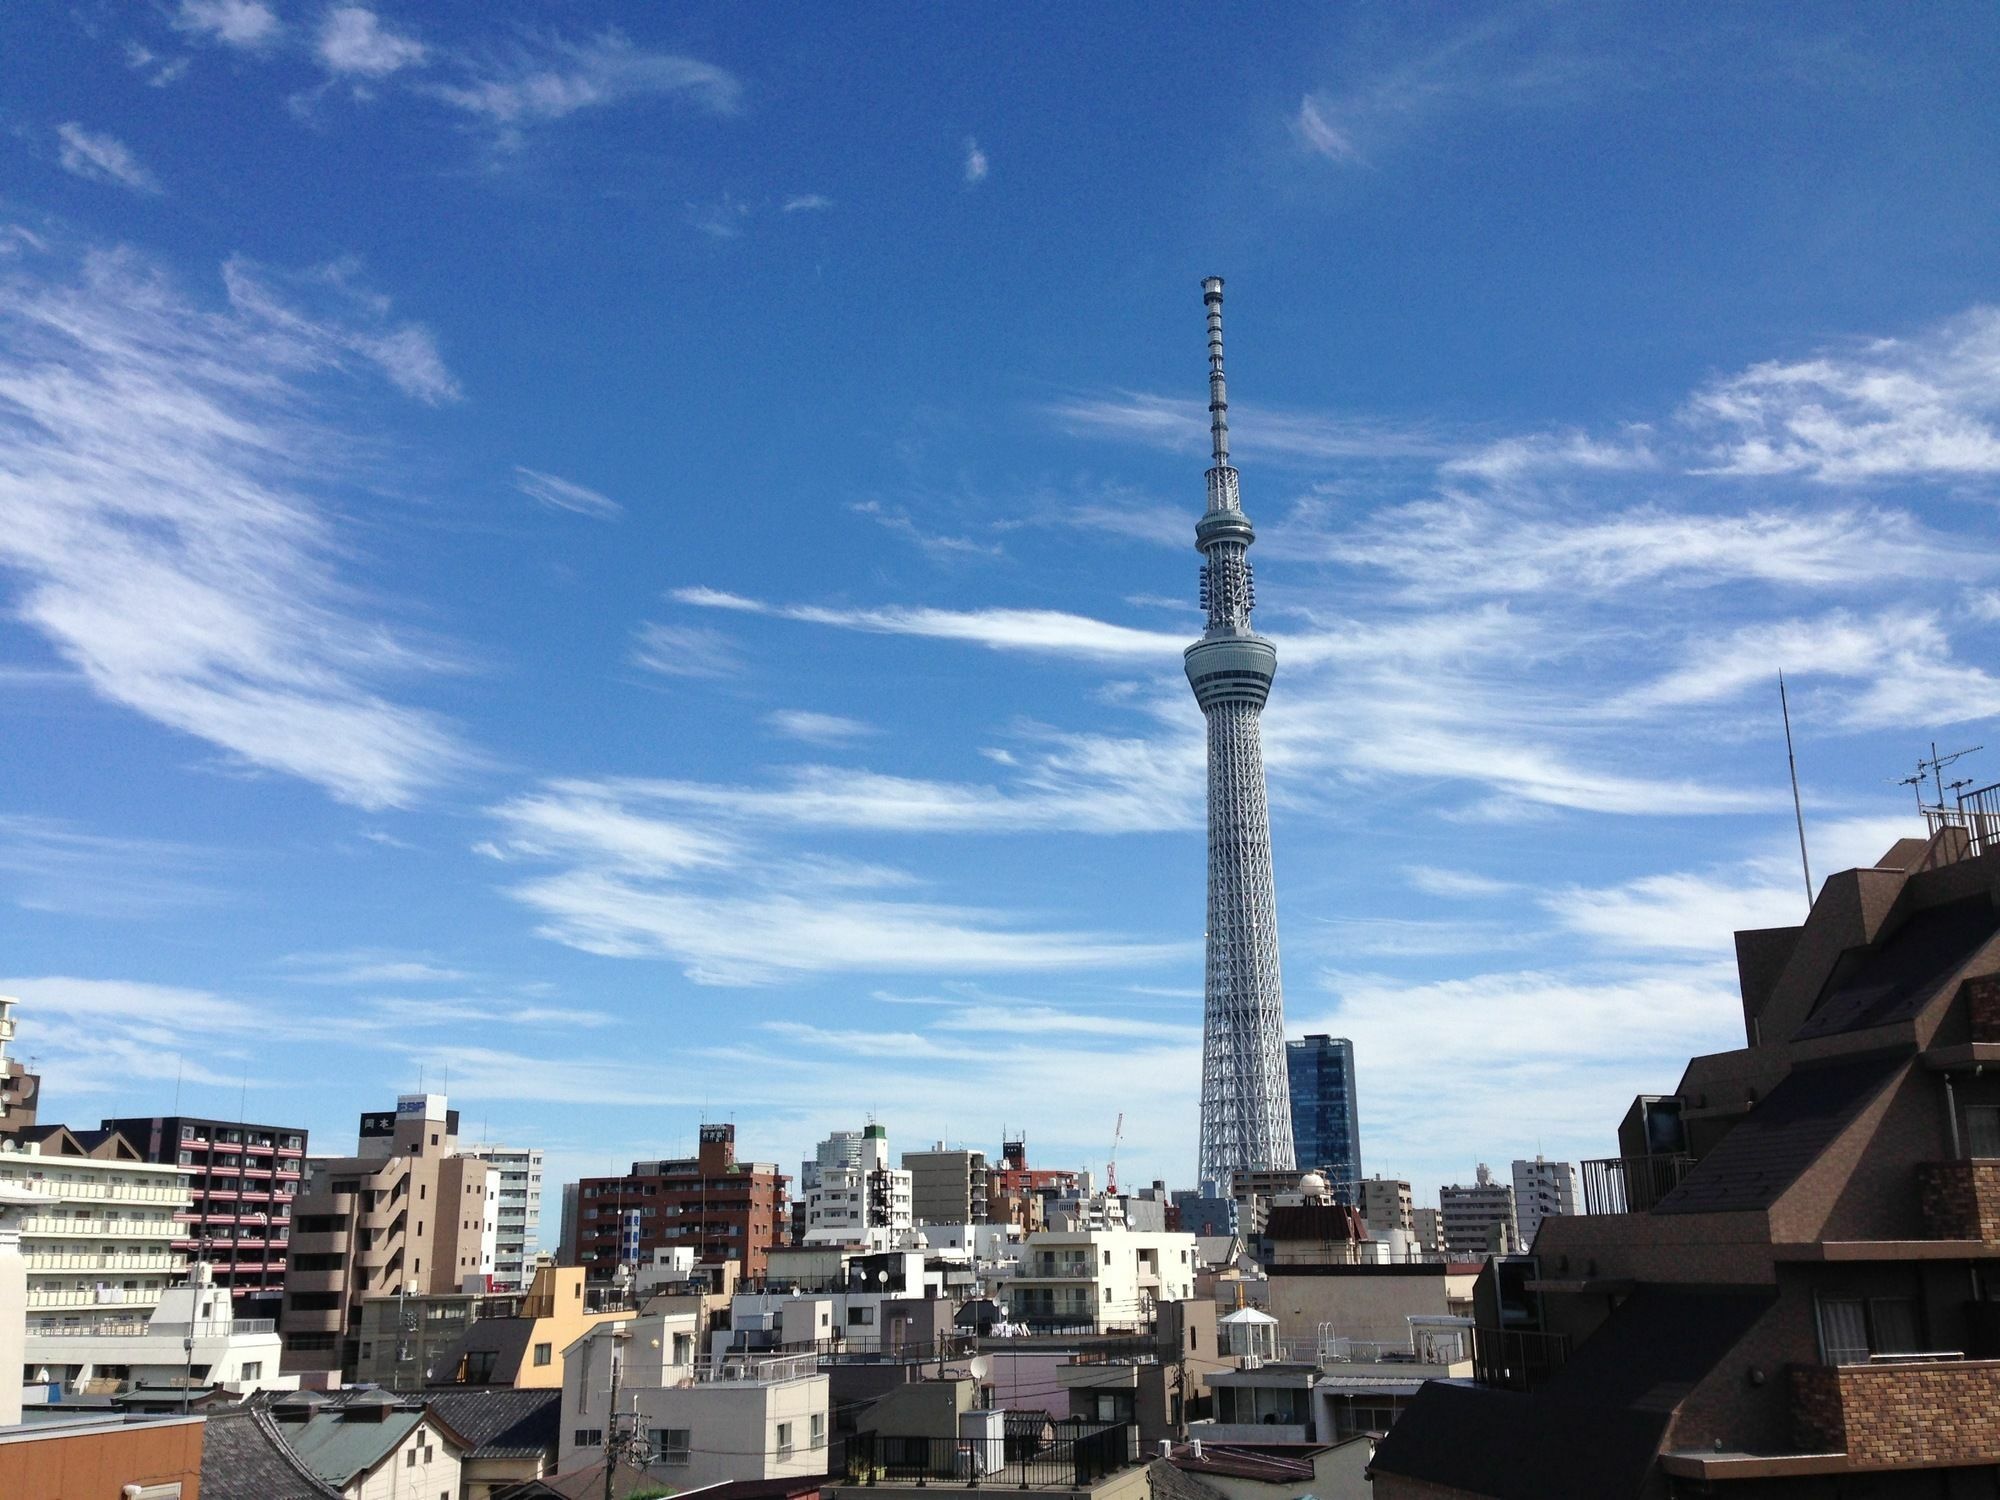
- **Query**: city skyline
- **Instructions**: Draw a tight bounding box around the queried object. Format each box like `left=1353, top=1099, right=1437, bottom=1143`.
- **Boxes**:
left=3, top=5, right=2000, bottom=1210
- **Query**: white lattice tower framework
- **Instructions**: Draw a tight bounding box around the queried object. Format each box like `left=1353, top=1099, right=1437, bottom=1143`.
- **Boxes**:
left=1185, top=277, right=1296, bottom=1187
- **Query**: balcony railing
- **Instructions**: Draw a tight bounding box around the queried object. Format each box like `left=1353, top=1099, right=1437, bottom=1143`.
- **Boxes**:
left=19, top=1217, right=182, bottom=1237
left=1, top=1180, right=189, bottom=1205
left=28, top=1317, right=276, bottom=1338
left=843, top=1423, right=1134, bottom=1489
left=1471, top=1325, right=1570, bottom=1393
left=1580, top=1154, right=1693, bottom=1215
left=1016, top=1263, right=1098, bottom=1280
left=23, top=1253, right=178, bottom=1272
left=1794, top=1357, right=2000, bottom=1466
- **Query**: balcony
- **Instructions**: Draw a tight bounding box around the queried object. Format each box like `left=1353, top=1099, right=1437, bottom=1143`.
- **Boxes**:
left=1013, top=1262, right=1099, bottom=1281
left=28, top=1288, right=164, bottom=1309
left=19, top=1216, right=181, bottom=1238
left=23, top=1253, right=178, bottom=1272
left=1579, top=1153, right=1694, bottom=1215
left=6, top=1180, right=188, bottom=1206
left=838, top=1423, right=1136, bottom=1492
left=1793, top=1356, right=2000, bottom=1467
left=1918, top=1161, right=2000, bottom=1244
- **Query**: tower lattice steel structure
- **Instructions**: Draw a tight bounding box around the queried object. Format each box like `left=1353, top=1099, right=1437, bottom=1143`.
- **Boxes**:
left=1186, top=277, right=1296, bottom=1187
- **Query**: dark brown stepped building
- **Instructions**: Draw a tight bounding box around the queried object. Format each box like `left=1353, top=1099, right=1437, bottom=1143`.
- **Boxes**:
left=1371, top=823, right=2000, bottom=1498
left=568, top=1122, right=787, bottom=1281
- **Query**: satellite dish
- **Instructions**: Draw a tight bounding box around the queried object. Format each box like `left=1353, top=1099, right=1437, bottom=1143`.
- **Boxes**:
left=967, top=1355, right=991, bottom=1381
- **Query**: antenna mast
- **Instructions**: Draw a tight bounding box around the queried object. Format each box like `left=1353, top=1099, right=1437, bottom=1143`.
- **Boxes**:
left=1779, top=673, right=1812, bottom=910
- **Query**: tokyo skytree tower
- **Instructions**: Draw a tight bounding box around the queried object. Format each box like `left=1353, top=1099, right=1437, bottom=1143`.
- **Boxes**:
left=1186, top=277, right=1296, bottom=1187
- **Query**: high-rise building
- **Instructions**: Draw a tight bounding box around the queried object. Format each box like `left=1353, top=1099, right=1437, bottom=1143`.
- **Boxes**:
left=101, top=1113, right=308, bottom=1304
left=0, top=995, right=41, bottom=1139
left=1509, top=1155, right=1579, bottom=1251
left=1186, top=278, right=1295, bottom=1186
left=279, top=1094, right=498, bottom=1376
left=459, top=1142, right=543, bottom=1291
left=570, top=1123, right=787, bottom=1280
left=1286, top=1035, right=1362, bottom=1192
left=803, top=1123, right=912, bottom=1243
left=901, top=1143, right=990, bottom=1225
left=1439, top=1165, right=1518, bottom=1256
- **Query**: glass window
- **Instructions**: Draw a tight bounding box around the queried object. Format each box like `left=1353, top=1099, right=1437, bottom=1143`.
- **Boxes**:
left=1869, top=1297, right=1923, bottom=1355
left=534, top=1342, right=552, bottom=1366
left=1817, top=1298, right=1868, bottom=1363
left=1967, top=1106, right=2000, bottom=1159
left=575, top=1429, right=602, bottom=1448
left=776, top=1421, right=793, bottom=1458
left=653, top=1428, right=691, bottom=1465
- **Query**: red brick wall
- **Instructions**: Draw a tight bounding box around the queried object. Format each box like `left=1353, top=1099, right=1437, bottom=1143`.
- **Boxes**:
left=1916, top=1161, right=2000, bottom=1242
left=1792, top=1360, right=2000, bottom=1465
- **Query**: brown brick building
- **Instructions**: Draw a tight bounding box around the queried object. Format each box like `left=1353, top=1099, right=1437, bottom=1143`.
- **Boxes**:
left=1372, top=823, right=2000, bottom=1497
left=569, top=1123, right=787, bottom=1280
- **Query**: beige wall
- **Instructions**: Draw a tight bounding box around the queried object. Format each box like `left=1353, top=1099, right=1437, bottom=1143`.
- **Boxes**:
left=352, top=1418, right=462, bottom=1500
left=1263, top=1269, right=1474, bottom=1346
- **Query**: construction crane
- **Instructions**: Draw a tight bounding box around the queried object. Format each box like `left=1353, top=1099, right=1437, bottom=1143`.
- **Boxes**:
left=1106, top=1112, right=1124, bottom=1197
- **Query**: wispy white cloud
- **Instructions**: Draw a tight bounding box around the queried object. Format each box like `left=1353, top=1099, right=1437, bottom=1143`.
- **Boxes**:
left=0, top=248, right=466, bottom=809
left=317, top=6, right=427, bottom=78
left=673, top=586, right=1184, bottom=661
left=630, top=622, right=745, bottom=679
left=765, top=710, right=878, bottom=746
left=1686, top=306, right=2000, bottom=482
left=221, top=256, right=461, bottom=404
left=1404, top=865, right=1519, bottom=900
left=963, top=138, right=989, bottom=184
left=1442, top=428, right=1654, bottom=483
left=0, top=816, right=218, bottom=918
left=515, top=465, right=622, bottom=520
left=1293, top=97, right=1364, bottom=165
left=1048, top=391, right=1448, bottom=466
left=849, top=500, right=1002, bottom=559
left=782, top=194, right=833, bottom=213
left=174, top=0, right=280, bottom=49
left=55, top=124, right=162, bottom=195
left=432, top=30, right=741, bottom=142
left=122, top=42, right=190, bottom=88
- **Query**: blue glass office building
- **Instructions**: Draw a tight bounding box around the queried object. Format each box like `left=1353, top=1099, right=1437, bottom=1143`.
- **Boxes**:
left=1287, top=1035, right=1362, bottom=1194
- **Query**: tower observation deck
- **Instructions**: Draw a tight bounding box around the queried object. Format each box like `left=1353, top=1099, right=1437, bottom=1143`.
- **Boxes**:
left=1186, top=277, right=1296, bottom=1186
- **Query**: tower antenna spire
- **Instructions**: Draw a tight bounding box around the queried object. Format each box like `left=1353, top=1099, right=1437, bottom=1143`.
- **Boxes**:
left=1204, top=277, right=1230, bottom=469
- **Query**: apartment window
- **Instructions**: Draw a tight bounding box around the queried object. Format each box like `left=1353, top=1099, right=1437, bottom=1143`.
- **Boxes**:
left=533, top=1342, right=552, bottom=1367
left=776, top=1422, right=794, bottom=1459
left=847, top=1306, right=874, bottom=1327
left=1967, top=1106, right=2000, bottom=1159
left=673, top=1332, right=693, bottom=1363
left=652, top=1428, right=691, bottom=1465
left=241, top=1361, right=261, bottom=1379
left=575, top=1429, right=603, bottom=1448
left=1817, top=1295, right=1924, bottom=1364
left=811, top=1413, right=826, bottom=1449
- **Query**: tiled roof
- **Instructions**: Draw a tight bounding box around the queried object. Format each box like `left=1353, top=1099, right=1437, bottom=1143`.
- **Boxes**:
left=1793, top=893, right=1998, bottom=1039
left=200, top=1407, right=345, bottom=1500
left=422, top=1388, right=559, bottom=1460
left=1653, top=1050, right=1905, bottom=1215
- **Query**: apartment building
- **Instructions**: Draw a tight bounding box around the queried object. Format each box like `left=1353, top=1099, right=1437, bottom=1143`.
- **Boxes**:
left=1410, top=1206, right=1442, bottom=1253
left=1359, top=1175, right=1414, bottom=1238
left=0, top=995, right=40, bottom=1140
left=0, top=1124, right=191, bottom=1330
left=1006, top=1228, right=1198, bottom=1331
left=101, top=1113, right=307, bottom=1304
left=1438, top=1164, right=1517, bottom=1255
left=280, top=1093, right=498, bottom=1376
left=1508, top=1154, right=1578, bottom=1251
left=1373, top=821, right=2000, bottom=1498
left=459, top=1142, right=543, bottom=1291
left=570, top=1123, right=787, bottom=1280
left=805, top=1123, right=912, bottom=1244
left=987, top=1138, right=1084, bottom=1231
left=902, top=1143, right=990, bottom=1226
left=561, top=1313, right=831, bottom=1489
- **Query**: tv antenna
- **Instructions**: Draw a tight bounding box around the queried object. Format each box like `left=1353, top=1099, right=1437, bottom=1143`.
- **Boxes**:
left=1898, top=743, right=1983, bottom=813
left=1779, top=673, right=1813, bottom=910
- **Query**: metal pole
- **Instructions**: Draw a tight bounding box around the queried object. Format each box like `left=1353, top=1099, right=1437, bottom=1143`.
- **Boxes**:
left=1780, top=673, right=1813, bottom=909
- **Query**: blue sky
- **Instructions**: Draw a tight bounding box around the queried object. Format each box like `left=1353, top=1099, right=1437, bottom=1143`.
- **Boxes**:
left=4, top=3, right=2000, bottom=1230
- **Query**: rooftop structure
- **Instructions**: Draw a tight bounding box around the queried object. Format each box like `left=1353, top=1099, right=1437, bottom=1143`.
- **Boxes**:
left=1439, top=1165, right=1518, bottom=1256
left=1186, top=278, right=1295, bottom=1187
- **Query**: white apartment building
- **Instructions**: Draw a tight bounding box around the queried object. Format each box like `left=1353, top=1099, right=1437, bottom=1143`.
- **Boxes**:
left=0, top=1125, right=191, bottom=1329
left=803, top=1124, right=912, bottom=1246
left=1439, top=1164, right=1518, bottom=1256
left=1004, top=1228, right=1197, bottom=1331
left=23, top=1261, right=295, bottom=1398
left=460, top=1142, right=544, bottom=1290
left=562, top=1313, right=831, bottom=1489
left=1510, top=1156, right=1579, bottom=1251
left=1359, top=1176, right=1414, bottom=1237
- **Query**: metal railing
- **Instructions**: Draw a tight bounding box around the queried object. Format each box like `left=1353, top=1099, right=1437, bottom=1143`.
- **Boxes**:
left=844, top=1423, right=1133, bottom=1488
left=1927, top=784, right=2000, bottom=858
left=19, top=1216, right=182, bottom=1237
left=1, top=1181, right=188, bottom=1204
left=23, top=1253, right=178, bottom=1271
left=1579, top=1154, right=1693, bottom=1215
left=27, top=1317, right=276, bottom=1338
left=692, top=1352, right=820, bottom=1383
left=1471, top=1326, right=1569, bottom=1393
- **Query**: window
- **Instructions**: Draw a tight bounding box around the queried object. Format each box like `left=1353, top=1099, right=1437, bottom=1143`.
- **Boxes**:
left=406, top=1451, right=417, bottom=1469
left=1968, top=1106, right=2000, bottom=1159
left=673, top=1333, right=693, bottom=1363
left=1817, top=1295, right=1925, bottom=1363
left=575, top=1429, right=603, bottom=1447
left=653, top=1428, right=691, bottom=1465
left=847, top=1305, right=874, bottom=1326
left=241, top=1361, right=261, bottom=1379
left=811, top=1413, right=826, bottom=1449
left=776, top=1421, right=794, bottom=1459
left=533, top=1342, right=552, bottom=1367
